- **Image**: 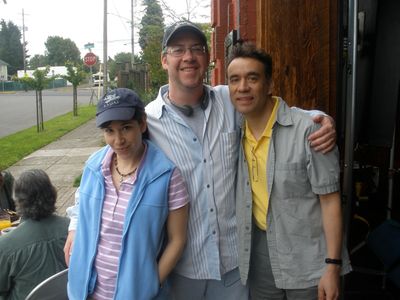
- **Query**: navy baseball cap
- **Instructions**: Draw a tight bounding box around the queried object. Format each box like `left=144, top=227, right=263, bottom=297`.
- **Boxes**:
left=162, top=20, right=207, bottom=49
left=96, top=88, right=144, bottom=127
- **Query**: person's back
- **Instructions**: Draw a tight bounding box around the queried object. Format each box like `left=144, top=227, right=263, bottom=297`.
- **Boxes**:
left=0, top=169, right=69, bottom=300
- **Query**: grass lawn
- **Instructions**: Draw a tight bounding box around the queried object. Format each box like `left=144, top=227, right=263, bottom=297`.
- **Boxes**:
left=0, top=105, right=96, bottom=170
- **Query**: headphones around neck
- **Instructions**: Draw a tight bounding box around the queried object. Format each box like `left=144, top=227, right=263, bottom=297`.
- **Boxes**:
left=170, top=92, right=209, bottom=117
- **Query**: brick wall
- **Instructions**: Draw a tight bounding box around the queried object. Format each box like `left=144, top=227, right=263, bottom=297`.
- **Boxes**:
left=210, top=0, right=256, bottom=85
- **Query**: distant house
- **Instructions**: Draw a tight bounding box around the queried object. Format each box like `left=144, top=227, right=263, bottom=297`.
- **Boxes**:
left=0, top=59, right=9, bottom=81
left=17, top=66, right=69, bottom=79
left=17, top=66, right=73, bottom=85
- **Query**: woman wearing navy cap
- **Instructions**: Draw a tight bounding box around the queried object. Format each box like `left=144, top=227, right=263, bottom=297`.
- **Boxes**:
left=67, top=88, right=189, bottom=299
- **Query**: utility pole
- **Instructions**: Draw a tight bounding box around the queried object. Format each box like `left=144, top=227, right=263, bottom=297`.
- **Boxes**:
left=22, top=9, right=27, bottom=74
left=131, top=0, right=135, bottom=67
left=103, top=0, right=108, bottom=96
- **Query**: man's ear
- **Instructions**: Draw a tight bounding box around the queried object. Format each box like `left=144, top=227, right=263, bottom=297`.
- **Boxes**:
left=161, top=54, right=168, bottom=71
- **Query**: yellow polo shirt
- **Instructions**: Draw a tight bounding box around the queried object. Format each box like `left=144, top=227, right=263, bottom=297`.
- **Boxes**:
left=243, top=98, right=279, bottom=230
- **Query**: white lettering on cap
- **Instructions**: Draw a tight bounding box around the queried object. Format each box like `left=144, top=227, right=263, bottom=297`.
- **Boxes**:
left=103, top=94, right=121, bottom=107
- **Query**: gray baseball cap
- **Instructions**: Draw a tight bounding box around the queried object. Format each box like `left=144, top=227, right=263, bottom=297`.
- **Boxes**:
left=96, top=88, right=144, bottom=127
left=162, top=20, right=207, bottom=48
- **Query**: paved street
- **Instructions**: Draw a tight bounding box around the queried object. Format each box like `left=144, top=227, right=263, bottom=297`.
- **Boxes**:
left=0, top=87, right=99, bottom=138
left=2, top=86, right=104, bottom=216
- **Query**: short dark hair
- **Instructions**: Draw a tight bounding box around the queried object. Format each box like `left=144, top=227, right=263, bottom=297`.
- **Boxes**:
left=99, top=106, right=149, bottom=140
left=227, top=41, right=273, bottom=80
left=13, top=169, right=57, bottom=221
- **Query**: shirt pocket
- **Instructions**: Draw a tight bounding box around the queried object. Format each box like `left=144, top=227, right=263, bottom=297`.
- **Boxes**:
left=274, top=162, right=310, bottom=198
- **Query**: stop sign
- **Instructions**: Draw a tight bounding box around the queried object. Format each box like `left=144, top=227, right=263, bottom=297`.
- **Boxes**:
left=84, top=52, right=97, bottom=66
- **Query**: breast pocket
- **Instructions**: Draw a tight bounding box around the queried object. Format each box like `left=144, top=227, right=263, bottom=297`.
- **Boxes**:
left=274, top=162, right=310, bottom=198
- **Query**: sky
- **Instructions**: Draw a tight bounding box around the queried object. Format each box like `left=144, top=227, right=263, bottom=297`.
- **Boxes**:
left=0, top=0, right=210, bottom=61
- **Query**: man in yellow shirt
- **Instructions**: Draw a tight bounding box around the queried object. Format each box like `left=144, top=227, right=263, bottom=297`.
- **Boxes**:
left=228, top=42, right=351, bottom=300
left=243, top=96, right=278, bottom=231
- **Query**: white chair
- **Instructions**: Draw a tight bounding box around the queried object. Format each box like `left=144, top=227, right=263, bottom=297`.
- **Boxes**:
left=25, top=268, right=68, bottom=300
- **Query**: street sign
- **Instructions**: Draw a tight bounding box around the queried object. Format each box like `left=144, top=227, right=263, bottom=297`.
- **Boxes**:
left=84, top=52, right=97, bottom=66
left=84, top=43, right=95, bottom=50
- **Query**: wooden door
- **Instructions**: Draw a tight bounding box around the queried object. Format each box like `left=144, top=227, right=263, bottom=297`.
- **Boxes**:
left=257, top=0, right=340, bottom=118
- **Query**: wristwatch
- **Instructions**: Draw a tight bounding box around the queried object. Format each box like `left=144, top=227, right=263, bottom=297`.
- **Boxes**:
left=325, top=258, right=342, bottom=266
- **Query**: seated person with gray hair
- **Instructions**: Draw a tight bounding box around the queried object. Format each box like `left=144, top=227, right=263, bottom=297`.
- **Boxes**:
left=0, top=169, right=69, bottom=300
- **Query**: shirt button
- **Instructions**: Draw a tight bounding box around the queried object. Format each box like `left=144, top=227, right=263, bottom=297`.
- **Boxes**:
left=245, top=248, right=249, bottom=252
left=193, top=137, right=197, bottom=142
left=212, top=230, right=216, bottom=235
left=207, top=184, right=210, bottom=188
left=210, top=208, right=214, bottom=212
left=245, top=226, right=250, bottom=231
left=246, top=181, right=249, bottom=186
left=203, top=159, right=206, bottom=163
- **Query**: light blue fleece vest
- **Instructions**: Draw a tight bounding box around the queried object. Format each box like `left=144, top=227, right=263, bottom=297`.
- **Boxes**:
left=68, top=141, right=174, bottom=300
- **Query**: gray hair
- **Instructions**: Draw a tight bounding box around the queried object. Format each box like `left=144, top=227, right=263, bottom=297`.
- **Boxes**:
left=13, top=169, right=57, bottom=220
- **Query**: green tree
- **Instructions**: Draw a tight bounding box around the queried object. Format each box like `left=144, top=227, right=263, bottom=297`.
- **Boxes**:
left=45, top=36, right=81, bottom=66
left=0, top=20, right=23, bottom=75
left=139, top=0, right=167, bottom=97
left=139, top=0, right=164, bottom=50
left=62, top=62, right=87, bottom=116
left=29, top=54, right=48, bottom=69
left=18, top=67, right=53, bottom=132
left=199, top=23, right=212, bottom=45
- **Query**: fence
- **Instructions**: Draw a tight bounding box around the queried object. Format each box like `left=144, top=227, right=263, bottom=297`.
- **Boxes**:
left=0, top=78, right=67, bottom=92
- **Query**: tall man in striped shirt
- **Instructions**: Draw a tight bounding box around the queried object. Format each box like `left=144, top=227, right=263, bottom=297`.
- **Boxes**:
left=65, top=21, right=337, bottom=299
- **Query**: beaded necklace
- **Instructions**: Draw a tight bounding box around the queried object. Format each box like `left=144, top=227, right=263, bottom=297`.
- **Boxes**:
left=114, top=155, right=137, bottom=183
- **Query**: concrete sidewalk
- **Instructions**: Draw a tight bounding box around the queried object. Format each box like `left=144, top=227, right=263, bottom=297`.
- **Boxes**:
left=7, top=118, right=103, bottom=216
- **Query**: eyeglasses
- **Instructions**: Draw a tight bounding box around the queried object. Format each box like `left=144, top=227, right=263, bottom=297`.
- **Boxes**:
left=165, top=45, right=207, bottom=57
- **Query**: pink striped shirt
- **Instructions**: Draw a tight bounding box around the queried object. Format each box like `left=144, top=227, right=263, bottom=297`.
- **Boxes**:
left=91, top=145, right=188, bottom=299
